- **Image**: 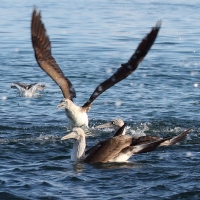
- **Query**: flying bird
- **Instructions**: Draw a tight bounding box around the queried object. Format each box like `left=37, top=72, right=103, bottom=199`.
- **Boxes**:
left=11, top=82, right=45, bottom=97
left=31, top=8, right=161, bottom=129
left=61, top=127, right=170, bottom=163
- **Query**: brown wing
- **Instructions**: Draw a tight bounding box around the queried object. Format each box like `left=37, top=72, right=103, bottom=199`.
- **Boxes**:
left=85, top=124, right=127, bottom=155
left=31, top=8, right=76, bottom=100
left=82, top=21, right=161, bottom=110
left=160, top=128, right=191, bottom=146
left=131, top=135, right=162, bottom=145
left=121, top=137, right=171, bottom=155
left=85, top=141, right=104, bottom=155
left=84, top=135, right=133, bottom=164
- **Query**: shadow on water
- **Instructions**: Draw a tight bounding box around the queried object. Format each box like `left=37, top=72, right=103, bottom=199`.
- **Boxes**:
left=90, top=161, right=144, bottom=170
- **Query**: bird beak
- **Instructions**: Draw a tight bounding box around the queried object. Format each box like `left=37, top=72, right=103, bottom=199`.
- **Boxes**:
left=61, top=132, right=77, bottom=140
left=39, top=86, right=45, bottom=91
left=57, top=98, right=67, bottom=109
left=95, top=122, right=114, bottom=129
left=57, top=102, right=65, bottom=109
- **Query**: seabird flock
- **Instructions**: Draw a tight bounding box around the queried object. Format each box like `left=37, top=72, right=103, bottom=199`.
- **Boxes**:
left=11, top=8, right=191, bottom=164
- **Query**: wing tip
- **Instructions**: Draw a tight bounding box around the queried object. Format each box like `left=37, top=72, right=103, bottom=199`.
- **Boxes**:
left=155, top=20, right=162, bottom=29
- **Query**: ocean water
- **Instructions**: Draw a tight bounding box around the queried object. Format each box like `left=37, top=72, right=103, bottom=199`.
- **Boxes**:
left=0, top=0, right=200, bottom=199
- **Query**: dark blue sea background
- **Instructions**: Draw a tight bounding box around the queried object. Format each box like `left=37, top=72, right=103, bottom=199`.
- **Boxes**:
left=0, top=0, right=200, bottom=199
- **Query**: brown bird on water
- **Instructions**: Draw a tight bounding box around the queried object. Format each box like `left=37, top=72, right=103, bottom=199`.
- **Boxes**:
left=61, top=126, right=172, bottom=163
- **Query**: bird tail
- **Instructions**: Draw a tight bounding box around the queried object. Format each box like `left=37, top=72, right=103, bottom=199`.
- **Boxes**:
left=160, top=128, right=191, bottom=146
left=126, top=137, right=172, bottom=155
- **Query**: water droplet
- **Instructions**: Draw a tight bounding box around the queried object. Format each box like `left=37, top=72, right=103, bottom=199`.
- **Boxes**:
left=115, top=100, right=122, bottom=107
left=1, top=96, right=7, bottom=100
left=194, top=83, right=198, bottom=88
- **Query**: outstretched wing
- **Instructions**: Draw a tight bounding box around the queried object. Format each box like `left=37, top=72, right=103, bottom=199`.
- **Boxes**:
left=11, top=82, right=28, bottom=90
left=31, top=8, right=76, bottom=100
left=160, top=128, right=191, bottom=146
left=82, top=21, right=161, bottom=110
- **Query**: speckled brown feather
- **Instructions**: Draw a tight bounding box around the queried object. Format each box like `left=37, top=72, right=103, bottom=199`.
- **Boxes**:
left=131, top=135, right=163, bottom=145
left=82, top=21, right=161, bottom=110
left=84, top=135, right=133, bottom=163
left=85, top=124, right=127, bottom=156
left=84, top=135, right=171, bottom=164
left=120, top=137, right=171, bottom=155
left=31, top=8, right=75, bottom=100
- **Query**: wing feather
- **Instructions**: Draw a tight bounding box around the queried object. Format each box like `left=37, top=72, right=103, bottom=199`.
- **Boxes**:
left=82, top=21, right=161, bottom=110
left=84, top=135, right=132, bottom=163
left=31, top=8, right=76, bottom=100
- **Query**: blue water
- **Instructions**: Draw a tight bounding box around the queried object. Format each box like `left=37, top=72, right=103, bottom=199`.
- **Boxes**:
left=0, top=0, right=200, bottom=199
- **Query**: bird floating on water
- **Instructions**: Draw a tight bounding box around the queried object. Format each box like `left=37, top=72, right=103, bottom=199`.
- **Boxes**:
left=61, top=127, right=171, bottom=163
left=95, top=118, right=191, bottom=146
left=11, top=82, right=45, bottom=97
left=31, top=8, right=161, bottom=129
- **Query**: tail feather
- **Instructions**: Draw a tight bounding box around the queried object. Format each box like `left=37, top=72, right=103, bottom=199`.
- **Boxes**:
left=160, top=128, right=191, bottom=146
left=124, top=137, right=172, bottom=155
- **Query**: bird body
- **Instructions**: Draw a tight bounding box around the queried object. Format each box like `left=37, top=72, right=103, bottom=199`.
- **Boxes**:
left=96, top=118, right=191, bottom=147
left=62, top=99, right=89, bottom=129
left=61, top=127, right=169, bottom=164
left=31, top=8, right=161, bottom=129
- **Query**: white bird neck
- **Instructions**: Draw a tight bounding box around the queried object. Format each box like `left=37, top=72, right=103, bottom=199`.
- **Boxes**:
left=71, top=136, right=86, bottom=161
left=64, top=100, right=89, bottom=129
left=121, top=128, right=126, bottom=135
left=114, top=126, right=126, bottom=135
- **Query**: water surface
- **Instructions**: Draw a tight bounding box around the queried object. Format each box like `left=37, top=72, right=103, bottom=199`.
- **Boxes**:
left=0, top=0, right=200, bottom=199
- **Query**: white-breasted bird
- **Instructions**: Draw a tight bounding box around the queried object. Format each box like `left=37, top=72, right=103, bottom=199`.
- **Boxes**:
left=31, top=8, right=161, bottom=129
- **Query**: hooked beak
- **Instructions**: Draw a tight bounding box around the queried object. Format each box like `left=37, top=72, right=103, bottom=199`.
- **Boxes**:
left=61, top=132, right=77, bottom=141
left=95, top=122, right=114, bottom=129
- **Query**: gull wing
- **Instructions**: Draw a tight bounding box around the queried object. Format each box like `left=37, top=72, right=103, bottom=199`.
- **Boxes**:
left=31, top=8, right=76, bottom=100
left=82, top=21, right=161, bottom=110
left=11, top=82, right=29, bottom=89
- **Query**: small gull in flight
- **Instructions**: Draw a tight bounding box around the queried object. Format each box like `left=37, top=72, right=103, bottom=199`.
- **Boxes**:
left=11, top=82, right=45, bottom=97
